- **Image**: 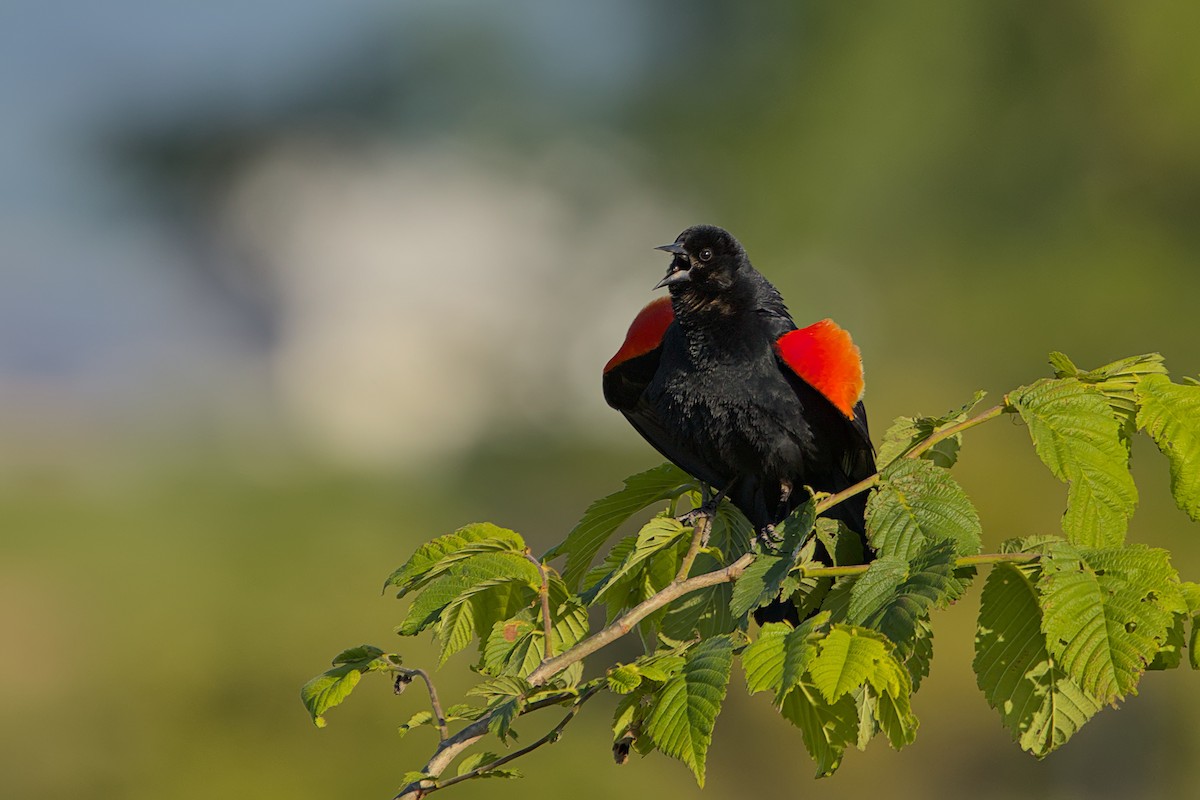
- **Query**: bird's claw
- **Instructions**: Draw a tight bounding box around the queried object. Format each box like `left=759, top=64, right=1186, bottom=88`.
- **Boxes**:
left=755, top=524, right=784, bottom=551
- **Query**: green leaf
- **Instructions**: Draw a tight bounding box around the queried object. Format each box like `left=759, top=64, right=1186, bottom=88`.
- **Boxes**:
left=456, top=752, right=522, bottom=779
left=588, top=516, right=688, bottom=602
left=487, top=696, right=524, bottom=744
left=607, top=664, right=644, bottom=694
left=397, top=710, right=434, bottom=738
left=332, top=644, right=385, bottom=665
left=301, top=648, right=390, bottom=728
left=730, top=555, right=786, bottom=619
left=1136, top=374, right=1200, bottom=522
left=660, top=571, right=736, bottom=641
left=645, top=635, right=735, bottom=787
left=1038, top=543, right=1184, bottom=704
left=396, top=552, right=541, bottom=638
left=385, top=523, right=526, bottom=597
left=974, top=562, right=1101, bottom=757
left=399, top=772, right=432, bottom=789
left=808, top=625, right=891, bottom=703
left=709, top=501, right=754, bottom=562
left=876, top=390, right=986, bottom=469
left=1051, top=352, right=1167, bottom=444
left=866, top=458, right=982, bottom=560
left=741, top=614, right=828, bottom=699
left=548, top=464, right=695, bottom=588
left=846, top=539, right=971, bottom=653
left=1010, top=378, right=1137, bottom=547
left=778, top=681, right=859, bottom=777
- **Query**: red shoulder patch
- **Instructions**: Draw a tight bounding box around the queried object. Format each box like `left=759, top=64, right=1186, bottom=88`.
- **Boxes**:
left=604, top=296, right=674, bottom=374
left=775, top=319, right=864, bottom=419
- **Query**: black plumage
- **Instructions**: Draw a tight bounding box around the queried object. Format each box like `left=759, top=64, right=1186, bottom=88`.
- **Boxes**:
left=603, top=225, right=875, bottom=622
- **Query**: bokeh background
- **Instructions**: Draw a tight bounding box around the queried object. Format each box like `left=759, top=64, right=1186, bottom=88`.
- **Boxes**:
left=5, top=2, right=1200, bottom=798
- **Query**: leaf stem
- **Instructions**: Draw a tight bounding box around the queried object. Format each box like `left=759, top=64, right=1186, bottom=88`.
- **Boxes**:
left=525, top=551, right=555, bottom=661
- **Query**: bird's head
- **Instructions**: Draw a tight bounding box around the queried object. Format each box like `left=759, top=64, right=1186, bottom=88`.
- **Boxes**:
left=654, top=225, right=747, bottom=297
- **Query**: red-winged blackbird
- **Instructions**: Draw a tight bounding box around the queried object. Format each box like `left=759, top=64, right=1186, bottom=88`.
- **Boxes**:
left=603, top=225, right=875, bottom=621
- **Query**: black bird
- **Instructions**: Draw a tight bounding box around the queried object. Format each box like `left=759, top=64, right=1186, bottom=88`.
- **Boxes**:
left=603, top=225, right=875, bottom=621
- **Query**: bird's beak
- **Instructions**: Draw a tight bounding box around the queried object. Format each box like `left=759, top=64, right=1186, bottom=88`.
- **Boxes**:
left=654, top=267, right=691, bottom=290
left=653, top=242, right=691, bottom=289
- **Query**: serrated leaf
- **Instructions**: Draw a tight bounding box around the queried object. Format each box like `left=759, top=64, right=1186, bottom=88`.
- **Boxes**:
left=778, top=680, right=859, bottom=777
left=608, top=664, right=644, bottom=694
left=1052, top=352, right=1167, bottom=444
left=974, top=563, right=1101, bottom=757
left=589, top=516, right=688, bottom=602
left=741, top=622, right=793, bottom=695
left=808, top=625, right=891, bottom=703
left=435, top=577, right=540, bottom=665
left=386, top=523, right=526, bottom=597
left=1011, top=378, right=1137, bottom=547
left=487, top=696, right=524, bottom=743
left=847, top=539, right=971, bottom=653
left=866, top=458, right=982, bottom=560
left=645, top=635, right=734, bottom=787
left=1039, top=543, right=1184, bottom=703
left=866, top=652, right=918, bottom=749
left=905, top=616, right=935, bottom=691
left=1136, top=374, right=1200, bottom=522
left=660, top=574, right=736, bottom=641
left=397, top=552, right=541, bottom=638
left=549, top=464, right=695, bottom=588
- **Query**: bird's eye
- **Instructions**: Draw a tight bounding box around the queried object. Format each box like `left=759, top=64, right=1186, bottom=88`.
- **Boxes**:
left=698, top=248, right=714, bottom=262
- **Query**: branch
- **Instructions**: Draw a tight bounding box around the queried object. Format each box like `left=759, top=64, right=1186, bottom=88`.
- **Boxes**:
left=792, top=551, right=1040, bottom=579
left=395, top=668, right=449, bottom=742
left=424, top=686, right=601, bottom=794
left=907, top=402, right=1010, bottom=460
left=396, top=551, right=755, bottom=797
left=675, top=509, right=712, bottom=581
left=815, top=400, right=1012, bottom=517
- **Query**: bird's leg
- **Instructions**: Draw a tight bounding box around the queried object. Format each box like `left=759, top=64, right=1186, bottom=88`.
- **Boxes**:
left=757, top=480, right=795, bottom=550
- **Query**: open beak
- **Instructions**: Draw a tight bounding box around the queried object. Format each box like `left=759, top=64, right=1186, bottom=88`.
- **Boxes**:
left=653, top=242, right=691, bottom=290
left=654, top=266, right=691, bottom=290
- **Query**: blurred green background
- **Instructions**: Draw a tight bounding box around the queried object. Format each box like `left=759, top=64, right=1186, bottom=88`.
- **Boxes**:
left=5, top=2, right=1200, bottom=798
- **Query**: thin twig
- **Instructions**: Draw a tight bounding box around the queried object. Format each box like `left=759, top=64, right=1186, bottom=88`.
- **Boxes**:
left=525, top=551, right=555, bottom=661
left=815, top=401, right=1012, bottom=518
left=395, top=668, right=450, bottom=743
left=426, top=687, right=600, bottom=794
left=675, top=508, right=712, bottom=582
left=907, top=402, right=1010, bottom=460
left=793, top=551, right=1040, bottom=580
